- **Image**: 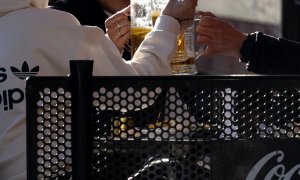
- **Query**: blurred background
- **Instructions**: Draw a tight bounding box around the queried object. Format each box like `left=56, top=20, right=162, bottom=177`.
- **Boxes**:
left=196, top=0, right=300, bottom=75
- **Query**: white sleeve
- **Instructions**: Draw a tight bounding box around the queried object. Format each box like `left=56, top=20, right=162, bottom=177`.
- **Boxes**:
left=82, top=15, right=180, bottom=76
left=33, top=10, right=180, bottom=76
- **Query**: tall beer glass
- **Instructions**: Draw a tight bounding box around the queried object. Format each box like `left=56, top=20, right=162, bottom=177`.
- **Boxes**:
left=170, top=25, right=199, bottom=75
left=170, top=15, right=211, bottom=75
left=151, top=0, right=198, bottom=75
left=131, top=0, right=153, bottom=57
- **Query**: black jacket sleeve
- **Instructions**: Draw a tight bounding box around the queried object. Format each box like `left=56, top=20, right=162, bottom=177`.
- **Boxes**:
left=241, top=32, right=300, bottom=74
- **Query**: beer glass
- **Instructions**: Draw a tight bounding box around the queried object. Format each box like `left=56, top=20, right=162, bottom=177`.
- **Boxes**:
left=170, top=15, right=208, bottom=75
left=151, top=0, right=167, bottom=25
left=131, top=0, right=153, bottom=57
left=170, top=29, right=195, bottom=75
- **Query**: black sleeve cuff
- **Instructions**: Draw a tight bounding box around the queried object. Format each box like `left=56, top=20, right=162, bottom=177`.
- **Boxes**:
left=239, top=32, right=262, bottom=63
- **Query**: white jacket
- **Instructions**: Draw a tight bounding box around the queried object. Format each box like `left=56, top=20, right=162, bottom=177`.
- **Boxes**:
left=0, top=0, right=179, bottom=179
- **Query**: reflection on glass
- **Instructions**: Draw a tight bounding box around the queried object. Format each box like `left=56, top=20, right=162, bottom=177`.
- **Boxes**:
left=131, top=0, right=153, bottom=57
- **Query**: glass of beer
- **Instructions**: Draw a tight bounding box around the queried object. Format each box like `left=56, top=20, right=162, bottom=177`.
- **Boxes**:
left=151, top=0, right=167, bottom=25
left=170, top=28, right=198, bottom=75
left=170, top=15, right=208, bottom=75
left=131, top=27, right=152, bottom=57
left=131, top=0, right=153, bottom=57
left=151, top=10, right=160, bottom=26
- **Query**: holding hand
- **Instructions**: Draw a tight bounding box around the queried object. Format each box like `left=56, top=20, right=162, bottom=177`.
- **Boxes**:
left=162, top=0, right=198, bottom=31
left=195, top=11, right=247, bottom=58
left=105, top=6, right=131, bottom=54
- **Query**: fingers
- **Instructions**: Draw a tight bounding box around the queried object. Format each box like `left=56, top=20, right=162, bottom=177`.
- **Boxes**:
left=196, top=34, right=212, bottom=46
left=107, top=20, right=130, bottom=41
left=195, top=12, right=246, bottom=58
left=107, top=18, right=130, bottom=36
left=196, top=35, right=220, bottom=58
left=119, top=5, right=131, bottom=16
left=105, top=13, right=128, bottom=29
left=195, top=17, right=223, bottom=58
left=118, top=31, right=131, bottom=46
left=197, top=26, right=221, bottom=41
left=162, top=0, right=197, bottom=30
left=198, top=16, right=219, bottom=27
left=196, top=11, right=217, bottom=18
left=105, top=12, right=130, bottom=53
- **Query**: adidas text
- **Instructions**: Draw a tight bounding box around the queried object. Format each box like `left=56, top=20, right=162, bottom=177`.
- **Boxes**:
left=0, top=88, right=24, bottom=111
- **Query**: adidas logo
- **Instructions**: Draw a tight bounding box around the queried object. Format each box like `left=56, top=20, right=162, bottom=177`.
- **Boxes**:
left=10, top=61, right=39, bottom=80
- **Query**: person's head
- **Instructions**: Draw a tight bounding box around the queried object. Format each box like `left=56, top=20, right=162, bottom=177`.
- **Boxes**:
left=97, top=0, right=130, bottom=14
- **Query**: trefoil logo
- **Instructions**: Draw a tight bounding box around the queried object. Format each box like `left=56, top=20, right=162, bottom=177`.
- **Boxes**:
left=10, top=61, right=39, bottom=80
left=0, top=61, right=40, bottom=111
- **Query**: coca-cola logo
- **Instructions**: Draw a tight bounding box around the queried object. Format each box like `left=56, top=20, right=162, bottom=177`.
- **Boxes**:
left=211, top=140, right=300, bottom=180
left=246, top=150, right=300, bottom=180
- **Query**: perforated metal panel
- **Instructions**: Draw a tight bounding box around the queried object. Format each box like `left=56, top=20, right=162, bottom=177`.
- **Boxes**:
left=27, top=78, right=73, bottom=180
left=27, top=76, right=300, bottom=180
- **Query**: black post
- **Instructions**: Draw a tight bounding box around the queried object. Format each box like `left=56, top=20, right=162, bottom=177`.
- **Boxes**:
left=70, top=60, right=93, bottom=180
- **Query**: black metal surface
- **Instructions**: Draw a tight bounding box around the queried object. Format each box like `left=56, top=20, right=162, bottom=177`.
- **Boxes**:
left=26, top=77, right=72, bottom=180
left=69, top=60, right=93, bottom=180
left=282, top=0, right=300, bottom=42
left=26, top=75, right=300, bottom=180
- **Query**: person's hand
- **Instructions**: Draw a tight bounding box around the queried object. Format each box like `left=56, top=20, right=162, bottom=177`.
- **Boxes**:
left=195, top=11, right=247, bottom=58
left=162, top=0, right=198, bottom=31
left=105, top=5, right=131, bottom=54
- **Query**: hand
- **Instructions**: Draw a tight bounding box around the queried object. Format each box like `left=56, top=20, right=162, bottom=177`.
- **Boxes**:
left=105, top=5, right=131, bottom=54
left=195, top=11, right=247, bottom=58
left=162, top=0, right=198, bottom=30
